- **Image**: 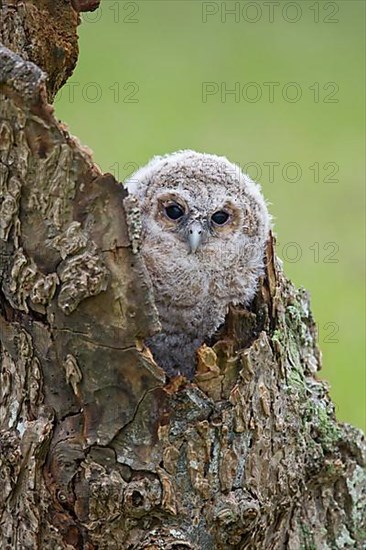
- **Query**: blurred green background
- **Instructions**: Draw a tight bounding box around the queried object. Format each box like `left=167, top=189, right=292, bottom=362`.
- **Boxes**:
left=55, top=1, right=365, bottom=431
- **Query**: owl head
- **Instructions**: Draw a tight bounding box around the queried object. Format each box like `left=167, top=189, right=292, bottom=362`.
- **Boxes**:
left=125, top=150, right=270, bottom=260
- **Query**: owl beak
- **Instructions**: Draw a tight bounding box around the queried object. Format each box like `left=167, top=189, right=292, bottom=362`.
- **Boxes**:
left=187, top=221, right=203, bottom=253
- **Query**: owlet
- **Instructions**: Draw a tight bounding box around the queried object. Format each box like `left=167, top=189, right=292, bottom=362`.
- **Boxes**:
left=126, top=150, right=270, bottom=378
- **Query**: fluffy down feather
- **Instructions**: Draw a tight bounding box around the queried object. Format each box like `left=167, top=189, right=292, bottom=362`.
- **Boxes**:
left=126, top=150, right=270, bottom=377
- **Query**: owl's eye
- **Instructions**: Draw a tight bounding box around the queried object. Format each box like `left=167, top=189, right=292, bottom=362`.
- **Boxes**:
left=211, top=210, right=229, bottom=225
left=165, top=204, right=185, bottom=220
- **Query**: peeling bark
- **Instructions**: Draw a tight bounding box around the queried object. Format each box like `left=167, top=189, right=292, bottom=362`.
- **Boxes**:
left=0, top=4, right=365, bottom=549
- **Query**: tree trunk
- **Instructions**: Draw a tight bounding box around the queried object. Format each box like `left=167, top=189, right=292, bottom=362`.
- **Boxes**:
left=0, top=2, right=365, bottom=549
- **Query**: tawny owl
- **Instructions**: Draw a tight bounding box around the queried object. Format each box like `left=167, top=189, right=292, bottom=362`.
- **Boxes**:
left=126, top=150, right=270, bottom=378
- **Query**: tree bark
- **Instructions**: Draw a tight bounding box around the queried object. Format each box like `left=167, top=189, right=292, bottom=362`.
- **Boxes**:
left=0, top=2, right=365, bottom=549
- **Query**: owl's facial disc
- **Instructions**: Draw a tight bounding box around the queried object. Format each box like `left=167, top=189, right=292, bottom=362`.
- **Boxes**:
left=155, top=193, right=240, bottom=254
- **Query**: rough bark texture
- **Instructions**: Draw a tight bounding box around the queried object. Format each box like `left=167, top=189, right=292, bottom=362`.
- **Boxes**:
left=0, top=3, right=365, bottom=549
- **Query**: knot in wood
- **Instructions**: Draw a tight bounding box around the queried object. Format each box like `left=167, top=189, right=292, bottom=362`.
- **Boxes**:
left=123, top=477, right=162, bottom=518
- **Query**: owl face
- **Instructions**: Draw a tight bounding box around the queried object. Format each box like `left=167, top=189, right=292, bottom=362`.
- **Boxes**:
left=151, top=189, right=244, bottom=254
left=126, top=149, right=270, bottom=299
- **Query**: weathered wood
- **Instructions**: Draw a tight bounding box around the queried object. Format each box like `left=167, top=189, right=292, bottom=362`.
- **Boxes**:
left=0, top=3, right=365, bottom=549
left=0, top=0, right=86, bottom=101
